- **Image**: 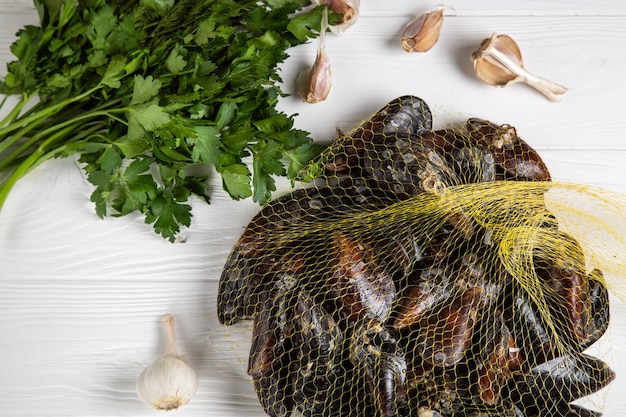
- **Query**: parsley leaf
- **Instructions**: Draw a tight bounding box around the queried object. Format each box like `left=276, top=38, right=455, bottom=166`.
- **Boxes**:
left=127, top=101, right=171, bottom=141
left=221, top=164, right=253, bottom=200
left=0, top=0, right=326, bottom=241
left=144, top=190, right=192, bottom=242
left=130, top=75, right=162, bottom=105
left=190, top=126, right=222, bottom=165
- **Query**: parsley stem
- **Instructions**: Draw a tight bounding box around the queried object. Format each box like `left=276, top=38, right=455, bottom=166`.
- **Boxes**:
left=0, top=85, right=103, bottom=139
left=35, top=123, right=108, bottom=166
left=0, top=122, right=80, bottom=210
left=0, top=107, right=120, bottom=172
left=0, top=118, right=42, bottom=156
left=0, top=123, right=107, bottom=173
left=0, top=96, right=125, bottom=167
left=0, top=93, right=34, bottom=129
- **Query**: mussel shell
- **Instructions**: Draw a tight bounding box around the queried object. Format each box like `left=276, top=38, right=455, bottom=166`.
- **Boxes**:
left=450, top=144, right=497, bottom=184
left=505, top=353, right=615, bottom=413
left=325, top=95, right=433, bottom=175
left=376, top=347, right=409, bottom=417
left=350, top=322, right=408, bottom=417
left=470, top=312, right=522, bottom=407
left=393, top=267, right=453, bottom=330
left=582, top=271, right=610, bottom=350
left=532, top=231, right=609, bottom=349
left=247, top=277, right=296, bottom=417
left=465, top=118, right=551, bottom=182
left=330, top=231, right=396, bottom=324
left=414, top=287, right=484, bottom=367
left=217, top=178, right=398, bottom=325
left=291, top=289, right=346, bottom=417
left=362, top=135, right=459, bottom=197
left=502, top=286, right=556, bottom=367
left=217, top=248, right=260, bottom=325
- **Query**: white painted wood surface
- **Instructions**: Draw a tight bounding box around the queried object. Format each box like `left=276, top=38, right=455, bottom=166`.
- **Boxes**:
left=1, top=1, right=626, bottom=415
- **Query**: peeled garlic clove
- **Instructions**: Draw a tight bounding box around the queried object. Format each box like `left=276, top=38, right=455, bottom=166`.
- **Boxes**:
left=472, top=33, right=568, bottom=101
left=136, top=314, right=198, bottom=411
left=303, top=7, right=332, bottom=103
left=401, top=6, right=444, bottom=53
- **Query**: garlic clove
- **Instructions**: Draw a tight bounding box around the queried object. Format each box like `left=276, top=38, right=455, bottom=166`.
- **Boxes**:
left=401, top=6, right=445, bottom=53
left=313, top=0, right=360, bottom=34
left=303, top=7, right=332, bottom=103
left=472, top=33, right=568, bottom=101
left=473, top=53, right=518, bottom=87
left=136, top=314, right=198, bottom=411
left=305, top=48, right=332, bottom=103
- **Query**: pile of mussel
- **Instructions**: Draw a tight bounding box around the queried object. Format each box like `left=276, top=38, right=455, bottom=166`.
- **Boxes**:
left=217, top=96, right=615, bottom=417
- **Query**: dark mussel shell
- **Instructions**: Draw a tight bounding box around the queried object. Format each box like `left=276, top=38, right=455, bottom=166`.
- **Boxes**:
left=505, top=353, right=615, bottom=415
left=291, top=289, right=346, bottom=417
left=350, top=321, right=408, bottom=417
left=416, top=126, right=498, bottom=185
left=502, top=285, right=557, bottom=367
left=218, top=251, right=307, bottom=325
left=376, top=344, right=409, bottom=417
left=217, top=178, right=398, bottom=325
left=330, top=231, right=396, bottom=324
left=582, top=270, right=610, bottom=350
left=470, top=312, right=523, bottom=407
left=533, top=231, right=599, bottom=346
left=540, top=268, right=610, bottom=354
left=465, top=118, right=551, bottom=182
left=393, top=267, right=454, bottom=330
left=247, top=276, right=296, bottom=417
left=414, top=287, right=484, bottom=367
left=361, top=134, right=459, bottom=197
left=325, top=95, right=433, bottom=175
left=449, top=142, right=497, bottom=184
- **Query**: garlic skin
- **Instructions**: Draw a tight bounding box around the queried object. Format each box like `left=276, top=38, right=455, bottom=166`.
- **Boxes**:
left=401, top=7, right=444, bottom=53
left=312, top=0, right=360, bottom=34
left=305, top=48, right=332, bottom=103
left=136, top=314, right=198, bottom=411
left=472, top=33, right=568, bottom=101
left=303, top=7, right=332, bottom=103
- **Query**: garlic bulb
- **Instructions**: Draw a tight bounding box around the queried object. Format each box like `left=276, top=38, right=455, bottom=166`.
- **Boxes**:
left=401, top=6, right=445, bottom=53
left=471, top=33, right=568, bottom=101
left=136, top=314, right=198, bottom=411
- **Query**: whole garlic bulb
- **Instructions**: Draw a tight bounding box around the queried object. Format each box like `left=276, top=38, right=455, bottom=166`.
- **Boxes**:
left=136, top=314, right=198, bottom=411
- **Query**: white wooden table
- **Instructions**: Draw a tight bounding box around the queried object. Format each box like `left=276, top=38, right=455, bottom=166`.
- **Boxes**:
left=1, top=1, right=626, bottom=415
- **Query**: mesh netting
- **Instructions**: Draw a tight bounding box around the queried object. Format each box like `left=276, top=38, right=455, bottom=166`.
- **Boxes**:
left=217, top=96, right=625, bottom=417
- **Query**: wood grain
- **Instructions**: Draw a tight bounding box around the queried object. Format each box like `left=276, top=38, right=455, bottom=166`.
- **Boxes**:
left=1, top=1, right=625, bottom=416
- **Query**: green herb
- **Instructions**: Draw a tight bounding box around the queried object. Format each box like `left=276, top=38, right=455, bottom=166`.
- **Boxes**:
left=0, top=0, right=327, bottom=241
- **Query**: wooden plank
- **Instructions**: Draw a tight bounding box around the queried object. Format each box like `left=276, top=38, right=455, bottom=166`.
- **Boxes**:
left=277, top=15, right=626, bottom=151
left=1, top=1, right=626, bottom=416
left=362, top=1, right=626, bottom=16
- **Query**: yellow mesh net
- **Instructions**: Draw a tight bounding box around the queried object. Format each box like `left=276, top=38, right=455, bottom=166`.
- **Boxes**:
left=217, top=96, right=624, bottom=417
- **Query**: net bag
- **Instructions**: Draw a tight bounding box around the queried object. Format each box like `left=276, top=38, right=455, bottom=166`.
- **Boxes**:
left=217, top=96, right=622, bottom=417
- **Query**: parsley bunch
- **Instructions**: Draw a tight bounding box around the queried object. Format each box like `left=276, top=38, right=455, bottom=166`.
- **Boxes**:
left=0, top=0, right=326, bottom=241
